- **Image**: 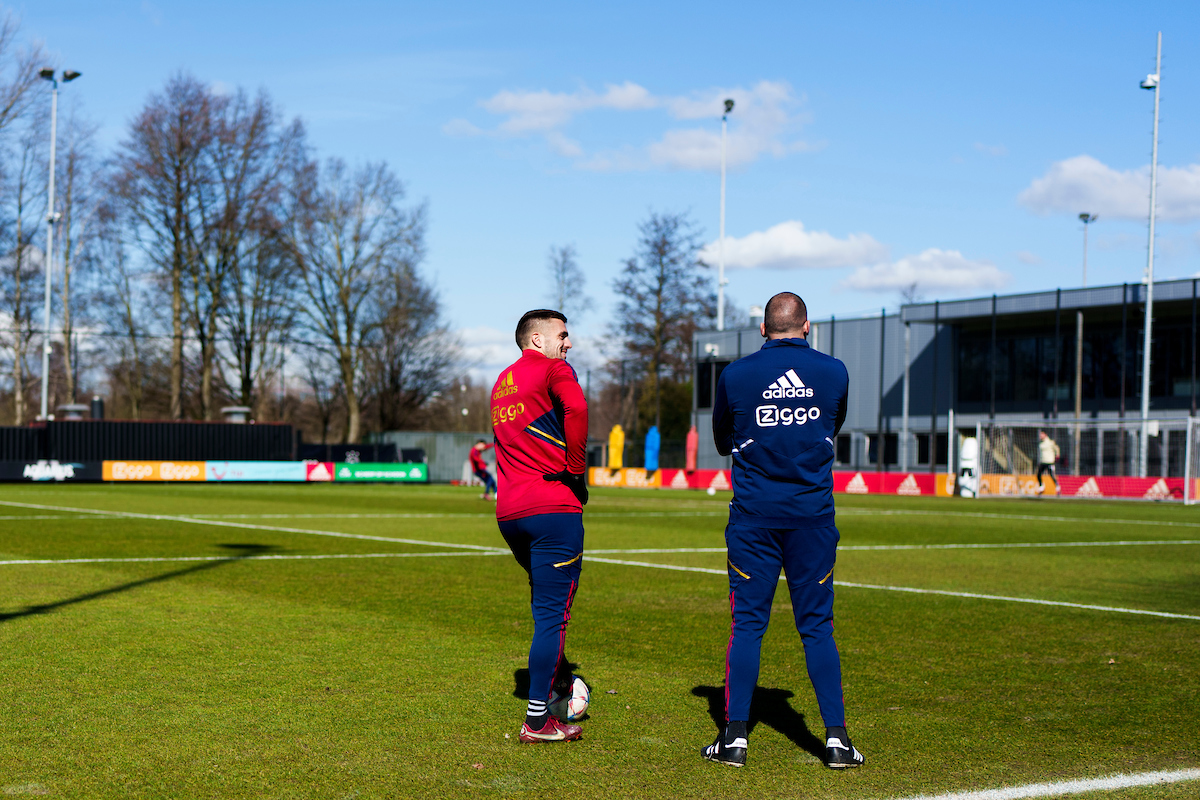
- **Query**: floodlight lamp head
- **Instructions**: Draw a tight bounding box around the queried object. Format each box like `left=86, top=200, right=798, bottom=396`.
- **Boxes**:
left=62, top=70, right=81, bottom=82
left=1140, top=73, right=1159, bottom=89
left=39, top=67, right=55, bottom=80
left=724, top=98, right=735, bottom=114
left=1079, top=213, right=1096, bottom=223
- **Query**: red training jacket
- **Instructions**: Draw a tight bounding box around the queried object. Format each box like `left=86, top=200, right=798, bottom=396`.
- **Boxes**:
left=490, top=349, right=589, bottom=521
left=469, top=443, right=493, bottom=472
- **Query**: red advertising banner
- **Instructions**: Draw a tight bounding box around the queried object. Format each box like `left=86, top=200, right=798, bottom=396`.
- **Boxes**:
left=832, top=471, right=953, bottom=496
left=658, top=468, right=731, bottom=491
left=305, top=462, right=335, bottom=482
left=654, top=469, right=953, bottom=496
left=1056, top=475, right=1184, bottom=500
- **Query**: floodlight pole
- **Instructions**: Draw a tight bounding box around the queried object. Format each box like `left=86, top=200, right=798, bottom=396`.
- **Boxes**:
left=1074, top=214, right=1095, bottom=474
left=40, top=73, right=61, bottom=422
left=717, top=98, right=733, bottom=331
left=1139, top=33, right=1161, bottom=478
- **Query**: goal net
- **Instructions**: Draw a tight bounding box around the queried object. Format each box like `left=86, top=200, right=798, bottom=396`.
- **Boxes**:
left=970, top=418, right=1197, bottom=502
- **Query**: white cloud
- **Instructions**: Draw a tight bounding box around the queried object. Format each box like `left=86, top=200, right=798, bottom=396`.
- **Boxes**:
left=1019, top=154, right=1200, bottom=221
left=459, top=326, right=516, bottom=383
left=463, top=80, right=810, bottom=172
left=840, top=249, right=1010, bottom=293
left=700, top=220, right=887, bottom=271
left=1015, top=250, right=1042, bottom=265
left=646, top=81, right=812, bottom=170
left=480, top=81, right=657, bottom=133
left=974, top=142, right=1007, bottom=157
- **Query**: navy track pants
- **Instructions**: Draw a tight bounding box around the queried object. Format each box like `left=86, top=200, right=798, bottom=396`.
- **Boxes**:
left=499, top=513, right=583, bottom=705
left=475, top=468, right=497, bottom=493
left=724, top=522, right=846, bottom=728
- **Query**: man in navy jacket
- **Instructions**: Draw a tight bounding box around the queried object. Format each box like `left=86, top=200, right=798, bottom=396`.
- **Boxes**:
left=701, top=292, right=864, bottom=770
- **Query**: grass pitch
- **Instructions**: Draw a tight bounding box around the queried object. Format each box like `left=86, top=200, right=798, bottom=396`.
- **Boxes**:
left=0, top=484, right=1197, bottom=799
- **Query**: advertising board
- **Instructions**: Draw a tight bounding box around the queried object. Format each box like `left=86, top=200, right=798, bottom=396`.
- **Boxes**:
left=0, top=460, right=103, bottom=482
left=332, top=462, right=428, bottom=482
left=206, top=461, right=308, bottom=482
left=103, top=461, right=206, bottom=481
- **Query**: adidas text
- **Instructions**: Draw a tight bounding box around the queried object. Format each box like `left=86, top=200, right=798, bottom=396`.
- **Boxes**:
left=762, top=369, right=813, bottom=399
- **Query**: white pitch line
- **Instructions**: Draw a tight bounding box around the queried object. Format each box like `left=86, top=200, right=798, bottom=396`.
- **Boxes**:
left=586, top=540, right=1200, bottom=554
left=0, top=514, right=76, bottom=520
left=0, top=551, right=508, bottom=567
left=885, top=767, right=1200, bottom=800
left=584, top=556, right=1200, bottom=621
left=0, top=500, right=507, bottom=554
left=837, top=581, right=1200, bottom=621
left=839, top=507, right=1200, bottom=529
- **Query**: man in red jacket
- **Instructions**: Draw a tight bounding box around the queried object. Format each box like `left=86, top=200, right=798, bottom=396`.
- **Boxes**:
left=469, top=440, right=497, bottom=500
left=491, top=309, right=589, bottom=743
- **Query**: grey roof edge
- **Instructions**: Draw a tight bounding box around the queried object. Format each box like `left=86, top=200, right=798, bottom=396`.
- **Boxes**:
left=899, top=277, right=1199, bottom=323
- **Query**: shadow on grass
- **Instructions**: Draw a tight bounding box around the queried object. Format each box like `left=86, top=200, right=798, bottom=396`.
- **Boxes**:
left=0, top=543, right=276, bottom=624
left=692, top=684, right=825, bottom=759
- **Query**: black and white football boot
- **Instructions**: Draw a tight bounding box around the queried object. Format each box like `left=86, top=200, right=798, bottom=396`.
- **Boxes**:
left=701, top=731, right=748, bottom=767
left=824, top=735, right=865, bottom=769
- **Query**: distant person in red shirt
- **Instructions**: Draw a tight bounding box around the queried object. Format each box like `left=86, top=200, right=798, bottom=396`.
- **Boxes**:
left=491, top=309, right=589, bottom=743
left=470, top=440, right=497, bottom=500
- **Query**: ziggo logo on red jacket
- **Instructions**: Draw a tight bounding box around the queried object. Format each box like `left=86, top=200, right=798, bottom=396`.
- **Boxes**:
left=491, top=402, right=526, bottom=425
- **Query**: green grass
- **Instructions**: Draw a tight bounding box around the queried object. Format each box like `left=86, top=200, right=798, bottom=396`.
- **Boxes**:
left=0, top=484, right=1197, bottom=799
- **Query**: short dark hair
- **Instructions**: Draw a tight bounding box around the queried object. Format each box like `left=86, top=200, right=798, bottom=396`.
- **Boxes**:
left=515, top=309, right=567, bottom=348
left=476, top=439, right=486, bottom=445
left=763, top=292, right=808, bottom=335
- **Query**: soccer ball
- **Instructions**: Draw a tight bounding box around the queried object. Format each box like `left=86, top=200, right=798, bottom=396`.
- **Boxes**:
left=548, top=676, right=590, bottom=722
left=706, top=486, right=717, bottom=496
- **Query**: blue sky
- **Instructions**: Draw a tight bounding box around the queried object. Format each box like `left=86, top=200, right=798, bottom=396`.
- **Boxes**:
left=20, top=0, right=1200, bottom=379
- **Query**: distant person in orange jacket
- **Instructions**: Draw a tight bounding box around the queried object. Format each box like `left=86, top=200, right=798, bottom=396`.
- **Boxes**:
left=470, top=440, right=497, bottom=500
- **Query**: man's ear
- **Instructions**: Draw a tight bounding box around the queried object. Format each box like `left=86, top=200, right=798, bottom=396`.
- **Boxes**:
left=803, top=320, right=811, bottom=338
left=760, top=322, right=767, bottom=339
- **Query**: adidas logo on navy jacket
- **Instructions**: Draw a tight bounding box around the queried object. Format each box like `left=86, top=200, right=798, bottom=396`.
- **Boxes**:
left=712, top=337, right=849, bottom=528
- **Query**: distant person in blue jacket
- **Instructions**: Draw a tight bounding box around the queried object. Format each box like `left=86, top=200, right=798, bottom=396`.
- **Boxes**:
left=700, top=292, right=864, bottom=771
left=644, top=425, right=660, bottom=473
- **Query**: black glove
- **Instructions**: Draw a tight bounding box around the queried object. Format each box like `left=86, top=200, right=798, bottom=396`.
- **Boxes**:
left=543, top=470, right=589, bottom=505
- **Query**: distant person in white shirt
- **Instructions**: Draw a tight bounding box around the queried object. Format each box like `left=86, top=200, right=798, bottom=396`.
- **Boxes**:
left=1035, top=431, right=1060, bottom=495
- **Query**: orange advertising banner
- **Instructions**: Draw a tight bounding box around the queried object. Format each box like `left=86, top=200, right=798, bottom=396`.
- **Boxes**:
left=103, top=461, right=206, bottom=481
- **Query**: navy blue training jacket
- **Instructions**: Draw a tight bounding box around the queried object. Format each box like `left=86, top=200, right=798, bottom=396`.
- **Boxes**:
left=712, top=337, right=849, bottom=529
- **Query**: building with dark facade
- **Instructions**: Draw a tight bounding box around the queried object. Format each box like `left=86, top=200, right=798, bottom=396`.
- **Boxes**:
left=693, top=278, right=1200, bottom=473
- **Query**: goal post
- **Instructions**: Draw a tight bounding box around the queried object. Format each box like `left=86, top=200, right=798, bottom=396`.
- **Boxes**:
left=1185, top=417, right=1200, bottom=505
left=972, top=418, right=1195, bottom=502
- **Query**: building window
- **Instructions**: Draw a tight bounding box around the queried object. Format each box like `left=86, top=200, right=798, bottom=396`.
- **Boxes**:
left=835, top=434, right=851, bottom=465
left=695, top=360, right=731, bottom=409
left=916, top=433, right=948, bottom=465
left=867, top=433, right=898, bottom=466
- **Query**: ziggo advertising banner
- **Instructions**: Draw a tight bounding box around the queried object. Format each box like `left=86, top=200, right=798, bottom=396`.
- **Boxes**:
left=101, top=461, right=427, bottom=482
left=590, top=468, right=954, bottom=496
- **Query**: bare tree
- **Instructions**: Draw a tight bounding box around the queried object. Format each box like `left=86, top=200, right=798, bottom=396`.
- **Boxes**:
left=91, top=202, right=153, bottom=418
left=610, top=211, right=714, bottom=430
left=53, top=105, right=100, bottom=403
left=300, top=347, right=341, bottom=444
left=112, top=73, right=213, bottom=420
left=286, top=158, right=426, bottom=443
left=212, top=91, right=305, bottom=415
left=900, top=282, right=922, bottom=305
left=0, top=115, right=46, bottom=424
left=545, top=243, right=591, bottom=320
left=0, top=14, right=43, bottom=136
left=365, top=264, right=459, bottom=432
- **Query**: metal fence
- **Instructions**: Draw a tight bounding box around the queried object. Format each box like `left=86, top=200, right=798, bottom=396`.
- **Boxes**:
left=371, top=431, right=494, bottom=483
left=977, top=419, right=1190, bottom=478
left=0, top=421, right=298, bottom=462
